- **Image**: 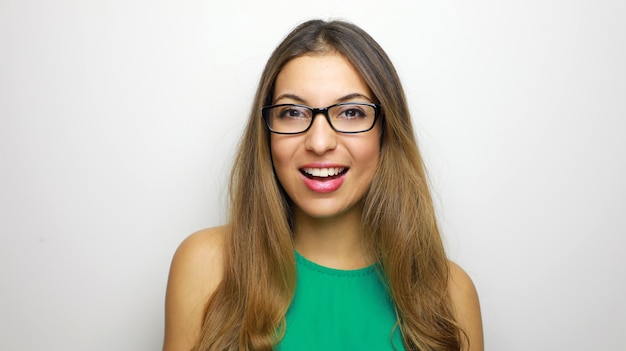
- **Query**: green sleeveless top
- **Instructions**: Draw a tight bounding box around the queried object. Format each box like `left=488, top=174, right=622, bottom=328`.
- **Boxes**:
left=277, top=251, right=405, bottom=350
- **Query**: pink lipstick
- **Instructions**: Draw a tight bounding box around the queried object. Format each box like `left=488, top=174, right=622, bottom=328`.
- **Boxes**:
left=299, top=164, right=348, bottom=193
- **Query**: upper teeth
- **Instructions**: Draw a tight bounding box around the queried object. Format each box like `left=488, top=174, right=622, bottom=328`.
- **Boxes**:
left=303, top=167, right=344, bottom=177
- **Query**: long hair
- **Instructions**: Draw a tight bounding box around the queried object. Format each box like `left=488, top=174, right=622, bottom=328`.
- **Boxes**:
left=194, top=20, right=465, bottom=351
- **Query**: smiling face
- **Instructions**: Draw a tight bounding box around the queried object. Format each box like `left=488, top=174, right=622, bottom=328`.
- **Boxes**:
left=269, top=52, right=381, bottom=221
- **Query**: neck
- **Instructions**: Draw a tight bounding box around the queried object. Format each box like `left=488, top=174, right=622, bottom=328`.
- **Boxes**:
left=292, top=205, right=373, bottom=269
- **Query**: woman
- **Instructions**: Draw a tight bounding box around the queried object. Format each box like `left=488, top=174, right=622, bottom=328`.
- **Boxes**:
left=163, top=20, right=483, bottom=351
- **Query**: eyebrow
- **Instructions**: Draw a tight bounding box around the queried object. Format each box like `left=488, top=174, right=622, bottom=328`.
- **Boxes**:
left=273, top=92, right=373, bottom=105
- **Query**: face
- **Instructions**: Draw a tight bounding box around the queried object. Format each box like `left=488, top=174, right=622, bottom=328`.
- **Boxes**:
left=269, top=52, right=381, bottom=220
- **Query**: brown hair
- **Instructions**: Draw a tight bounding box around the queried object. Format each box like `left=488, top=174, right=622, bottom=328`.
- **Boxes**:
left=194, top=20, right=465, bottom=351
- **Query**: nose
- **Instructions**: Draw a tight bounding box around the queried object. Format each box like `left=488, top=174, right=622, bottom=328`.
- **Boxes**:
left=304, top=113, right=338, bottom=154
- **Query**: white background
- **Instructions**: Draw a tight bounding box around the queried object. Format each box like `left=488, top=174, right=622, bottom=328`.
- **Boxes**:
left=1, top=0, right=625, bottom=350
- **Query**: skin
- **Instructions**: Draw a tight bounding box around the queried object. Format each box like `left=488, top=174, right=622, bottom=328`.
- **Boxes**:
left=270, top=53, right=381, bottom=269
left=162, top=52, right=484, bottom=351
left=163, top=227, right=224, bottom=351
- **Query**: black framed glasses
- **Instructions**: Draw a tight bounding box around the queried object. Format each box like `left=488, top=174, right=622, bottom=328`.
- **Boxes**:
left=262, top=102, right=381, bottom=134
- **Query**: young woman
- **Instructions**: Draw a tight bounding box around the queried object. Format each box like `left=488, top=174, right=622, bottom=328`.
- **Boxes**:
left=163, top=20, right=483, bottom=351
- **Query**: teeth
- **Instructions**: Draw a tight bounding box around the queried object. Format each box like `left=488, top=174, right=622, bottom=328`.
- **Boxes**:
left=302, top=167, right=345, bottom=178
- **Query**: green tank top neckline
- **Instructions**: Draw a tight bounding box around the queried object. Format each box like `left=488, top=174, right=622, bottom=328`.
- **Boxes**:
left=293, top=250, right=378, bottom=277
left=277, top=250, right=405, bottom=350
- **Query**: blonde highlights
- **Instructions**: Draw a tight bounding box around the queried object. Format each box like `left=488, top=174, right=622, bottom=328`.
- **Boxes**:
left=194, top=20, right=465, bottom=351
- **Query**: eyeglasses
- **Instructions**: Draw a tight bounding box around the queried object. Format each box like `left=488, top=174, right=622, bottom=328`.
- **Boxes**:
left=262, top=102, right=381, bottom=134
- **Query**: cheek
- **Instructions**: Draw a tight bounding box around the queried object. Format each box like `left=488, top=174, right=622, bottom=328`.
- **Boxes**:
left=269, top=136, right=294, bottom=179
left=360, top=149, right=380, bottom=179
left=353, top=136, right=381, bottom=171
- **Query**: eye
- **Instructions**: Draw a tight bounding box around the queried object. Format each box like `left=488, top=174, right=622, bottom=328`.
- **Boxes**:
left=277, top=106, right=309, bottom=119
left=337, top=106, right=368, bottom=119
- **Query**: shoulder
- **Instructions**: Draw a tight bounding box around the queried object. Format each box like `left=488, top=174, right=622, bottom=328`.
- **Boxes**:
left=173, top=226, right=226, bottom=268
left=168, top=226, right=226, bottom=293
left=447, top=260, right=484, bottom=351
left=163, top=226, right=227, bottom=351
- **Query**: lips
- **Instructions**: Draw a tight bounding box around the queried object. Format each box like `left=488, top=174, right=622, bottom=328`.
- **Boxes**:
left=299, top=166, right=348, bottom=193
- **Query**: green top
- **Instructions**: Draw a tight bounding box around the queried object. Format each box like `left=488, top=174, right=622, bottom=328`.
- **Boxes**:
left=277, top=251, right=405, bottom=350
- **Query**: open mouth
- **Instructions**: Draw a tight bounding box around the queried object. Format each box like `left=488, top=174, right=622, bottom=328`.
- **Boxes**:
left=300, top=167, right=348, bottom=179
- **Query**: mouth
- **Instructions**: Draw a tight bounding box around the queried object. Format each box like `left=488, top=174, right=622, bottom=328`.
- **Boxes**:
left=300, top=167, right=348, bottom=179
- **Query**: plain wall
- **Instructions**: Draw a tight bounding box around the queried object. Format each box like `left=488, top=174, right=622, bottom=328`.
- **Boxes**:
left=1, top=0, right=625, bottom=350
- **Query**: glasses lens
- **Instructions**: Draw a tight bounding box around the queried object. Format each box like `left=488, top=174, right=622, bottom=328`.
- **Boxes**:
left=265, top=105, right=312, bottom=134
left=329, top=103, right=376, bottom=133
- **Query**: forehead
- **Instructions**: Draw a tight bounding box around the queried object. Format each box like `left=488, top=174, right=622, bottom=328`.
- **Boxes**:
left=273, top=53, right=372, bottom=104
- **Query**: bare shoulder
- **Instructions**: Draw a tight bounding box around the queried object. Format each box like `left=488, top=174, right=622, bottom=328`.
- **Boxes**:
left=173, top=226, right=227, bottom=269
left=168, top=226, right=226, bottom=296
left=163, top=226, right=227, bottom=351
left=447, top=260, right=484, bottom=351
